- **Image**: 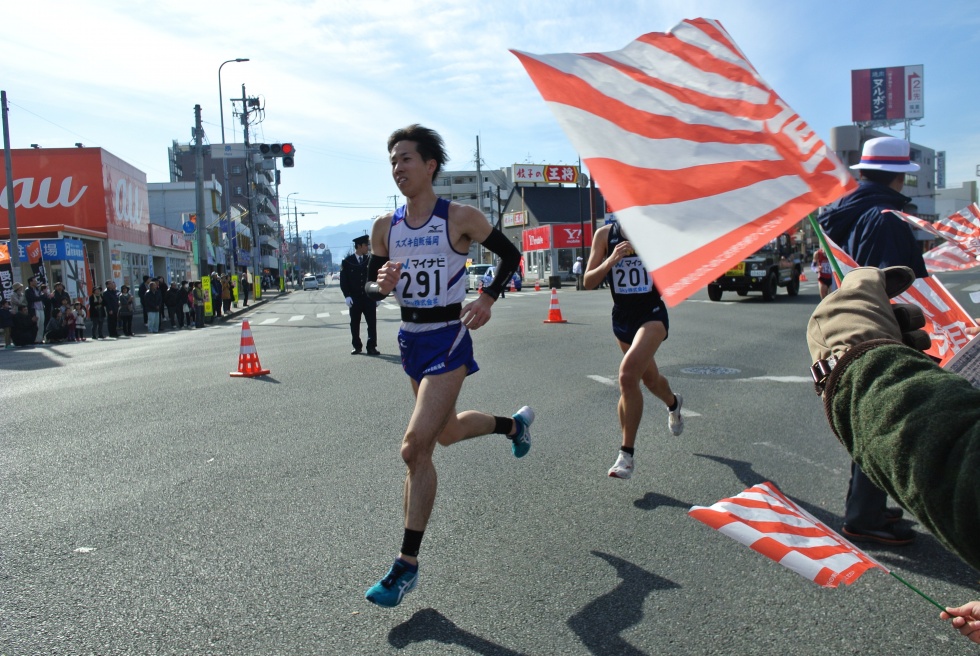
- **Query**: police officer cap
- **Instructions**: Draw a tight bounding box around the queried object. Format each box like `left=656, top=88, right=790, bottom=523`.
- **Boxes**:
left=353, top=235, right=370, bottom=246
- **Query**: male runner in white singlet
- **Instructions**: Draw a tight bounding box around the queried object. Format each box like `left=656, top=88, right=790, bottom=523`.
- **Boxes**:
left=362, top=125, right=534, bottom=607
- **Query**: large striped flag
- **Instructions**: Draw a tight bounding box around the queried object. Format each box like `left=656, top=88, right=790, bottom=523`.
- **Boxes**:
left=512, top=18, right=856, bottom=305
left=824, top=235, right=977, bottom=366
left=689, top=482, right=886, bottom=587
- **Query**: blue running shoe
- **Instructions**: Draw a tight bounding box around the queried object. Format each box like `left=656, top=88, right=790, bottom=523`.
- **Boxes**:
left=510, top=406, right=534, bottom=458
left=365, top=559, right=418, bottom=608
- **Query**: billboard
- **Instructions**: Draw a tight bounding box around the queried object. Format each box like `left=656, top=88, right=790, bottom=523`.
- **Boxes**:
left=0, top=148, right=150, bottom=245
left=513, top=164, right=579, bottom=185
left=851, top=65, right=924, bottom=123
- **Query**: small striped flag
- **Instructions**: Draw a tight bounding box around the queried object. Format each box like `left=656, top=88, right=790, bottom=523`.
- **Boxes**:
left=689, top=482, right=886, bottom=588
left=886, top=204, right=980, bottom=273
left=824, top=235, right=978, bottom=366
left=512, top=18, right=855, bottom=306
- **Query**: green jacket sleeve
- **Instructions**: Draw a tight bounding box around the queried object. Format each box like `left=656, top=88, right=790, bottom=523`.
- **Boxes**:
left=825, top=342, right=980, bottom=570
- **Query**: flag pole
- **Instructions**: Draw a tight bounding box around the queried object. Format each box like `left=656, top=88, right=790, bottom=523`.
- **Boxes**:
left=889, top=571, right=946, bottom=612
left=807, top=213, right=845, bottom=281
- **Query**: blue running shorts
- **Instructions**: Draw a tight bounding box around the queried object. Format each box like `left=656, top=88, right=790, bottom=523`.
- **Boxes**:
left=398, top=322, right=480, bottom=383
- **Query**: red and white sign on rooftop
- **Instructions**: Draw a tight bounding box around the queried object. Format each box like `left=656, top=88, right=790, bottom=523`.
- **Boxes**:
left=513, top=164, right=579, bottom=185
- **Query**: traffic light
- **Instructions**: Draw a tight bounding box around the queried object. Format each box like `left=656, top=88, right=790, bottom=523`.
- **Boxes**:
left=257, top=143, right=295, bottom=167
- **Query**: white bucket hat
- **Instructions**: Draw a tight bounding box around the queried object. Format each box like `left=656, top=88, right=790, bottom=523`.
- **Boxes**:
left=850, top=137, right=920, bottom=173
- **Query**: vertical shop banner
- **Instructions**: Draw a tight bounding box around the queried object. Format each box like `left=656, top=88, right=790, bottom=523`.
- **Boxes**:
left=201, top=275, right=213, bottom=317
left=26, top=240, right=47, bottom=284
left=0, top=244, right=13, bottom=303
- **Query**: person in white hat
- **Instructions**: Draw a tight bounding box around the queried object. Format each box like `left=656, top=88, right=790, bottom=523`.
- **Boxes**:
left=817, top=135, right=927, bottom=547
left=572, top=255, right=585, bottom=290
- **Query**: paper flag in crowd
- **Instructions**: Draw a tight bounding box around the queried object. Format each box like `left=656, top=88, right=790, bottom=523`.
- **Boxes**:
left=512, top=18, right=855, bottom=306
left=924, top=241, right=980, bottom=273
left=886, top=204, right=980, bottom=273
left=825, top=235, right=978, bottom=366
left=689, top=482, right=887, bottom=588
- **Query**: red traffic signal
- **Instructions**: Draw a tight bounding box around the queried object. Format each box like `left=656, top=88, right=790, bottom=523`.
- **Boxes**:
left=257, top=143, right=295, bottom=167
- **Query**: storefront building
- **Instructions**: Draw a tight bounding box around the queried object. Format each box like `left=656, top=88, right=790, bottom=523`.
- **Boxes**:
left=1, top=147, right=151, bottom=296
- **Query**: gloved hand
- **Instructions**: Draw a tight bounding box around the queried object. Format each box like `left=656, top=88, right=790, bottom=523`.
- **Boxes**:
left=807, top=266, right=929, bottom=392
left=345, top=297, right=354, bottom=308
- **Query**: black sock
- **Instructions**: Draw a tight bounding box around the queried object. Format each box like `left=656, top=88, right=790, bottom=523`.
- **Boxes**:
left=621, top=447, right=635, bottom=456
left=400, top=529, right=424, bottom=558
left=668, top=395, right=678, bottom=412
left=493, top=416, right=514, bottom=436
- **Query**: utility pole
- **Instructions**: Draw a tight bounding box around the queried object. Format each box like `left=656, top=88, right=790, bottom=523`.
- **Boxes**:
left=1, top=90, right=22, bottom=285
left=194, top=104, right=207, bottom=280
left=238, top=84, right=261, bottom=294
left=475, top=135, right=486, bottom=264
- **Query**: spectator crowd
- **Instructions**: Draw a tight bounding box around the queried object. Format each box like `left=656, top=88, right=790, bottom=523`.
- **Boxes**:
left=1, top=272, right=252, bottom=348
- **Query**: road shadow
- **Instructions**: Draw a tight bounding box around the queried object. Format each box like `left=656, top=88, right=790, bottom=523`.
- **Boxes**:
left=567, top=551, right=680, bottom=656
left=693, top=453, right=978, bottom=588
left=633, top=491, right=691, bottom=512
left=388, top=608, right=525, bottom=655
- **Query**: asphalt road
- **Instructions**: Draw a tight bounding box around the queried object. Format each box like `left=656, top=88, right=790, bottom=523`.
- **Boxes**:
left=3, top=273, right=980, bottom=655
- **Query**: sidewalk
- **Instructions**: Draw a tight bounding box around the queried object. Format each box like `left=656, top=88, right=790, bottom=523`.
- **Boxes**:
left=121, top=288, right=288, bottom=337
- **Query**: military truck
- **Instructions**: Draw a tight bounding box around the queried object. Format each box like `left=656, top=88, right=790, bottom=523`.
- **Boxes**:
left=707, top=236, right=802, bottom=302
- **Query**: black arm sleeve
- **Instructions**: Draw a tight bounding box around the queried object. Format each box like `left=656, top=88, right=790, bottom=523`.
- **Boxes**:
left=364, top=254, right=389, bottom=301
left=480, top=229, right=521, bottom=301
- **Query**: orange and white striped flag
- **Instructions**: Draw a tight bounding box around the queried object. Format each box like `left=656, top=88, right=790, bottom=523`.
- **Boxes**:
left=512, top=18, right=855, bottom=306
left=825, top=235, right=978, bottom=366
left=690, top=482, right=886, bottom=587
left=886, top=205, right=980, bottom=273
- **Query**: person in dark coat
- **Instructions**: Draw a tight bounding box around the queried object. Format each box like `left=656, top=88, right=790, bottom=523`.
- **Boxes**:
left=138, top=275, right=150, bottom=326
left=817, top=136, right=925, bottom=546
left=89, top=284, right=106, bottom=340
left=11, top=304, right=37, bottom=347
left=102, top=280, right=120, bottom=338
left=339, top=235, right=378, bottom=355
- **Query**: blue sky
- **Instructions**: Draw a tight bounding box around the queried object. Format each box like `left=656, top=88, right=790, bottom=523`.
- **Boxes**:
left=4, top=0, right=978, bottom=232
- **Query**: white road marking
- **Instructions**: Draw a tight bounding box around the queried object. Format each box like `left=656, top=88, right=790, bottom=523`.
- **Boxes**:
left=260, top=318, right=279, bottom=325
left=341, top=310, right=350, bottom=316
left=588, top=375, right=702, bottom=416
left=745, top=376, right=813, bottom=383
left=316, top=312, right=331, bottom=318
left=289, top=315, right=304, bottom=322
left=963, top=283, right=980, bottom=292
left=754, top=441, right=844, bottom=475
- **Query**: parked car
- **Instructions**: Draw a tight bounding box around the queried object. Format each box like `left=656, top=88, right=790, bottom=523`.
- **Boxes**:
left=466, top=264, right=492, bottom=291
left=302, top=274, right=319, bottom=290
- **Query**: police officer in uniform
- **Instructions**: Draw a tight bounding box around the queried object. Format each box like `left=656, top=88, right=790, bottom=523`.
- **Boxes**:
left=340, top=235, right=379, bottom=355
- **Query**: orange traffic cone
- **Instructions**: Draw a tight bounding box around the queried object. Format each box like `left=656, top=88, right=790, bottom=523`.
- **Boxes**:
left=799, top=272, right=808, bottom=282
left=509, top=279, right=516, bottom=292
left=534, top=280, right=541, bottom=292
left=542, top=288, right=567, bottom=324
left=230, top=320, right=271, bottom=377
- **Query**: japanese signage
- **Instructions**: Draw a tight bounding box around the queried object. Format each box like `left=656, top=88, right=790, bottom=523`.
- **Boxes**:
left=0, top=244, right=12, bottom=303
left=1, top=238, right=86, bottom=261
left=851, top=65, right=924, bottom=123
left=503, top=211, right=526, bottom=228
left=512, top=164, right=579, bottom=185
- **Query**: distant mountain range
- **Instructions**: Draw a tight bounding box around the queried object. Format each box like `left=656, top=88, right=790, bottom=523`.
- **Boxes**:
left=306, top=219, right=374, bottom=257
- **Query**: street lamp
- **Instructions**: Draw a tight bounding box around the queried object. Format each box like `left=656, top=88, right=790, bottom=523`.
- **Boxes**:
left=218, top=57, right=249, bottom=275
